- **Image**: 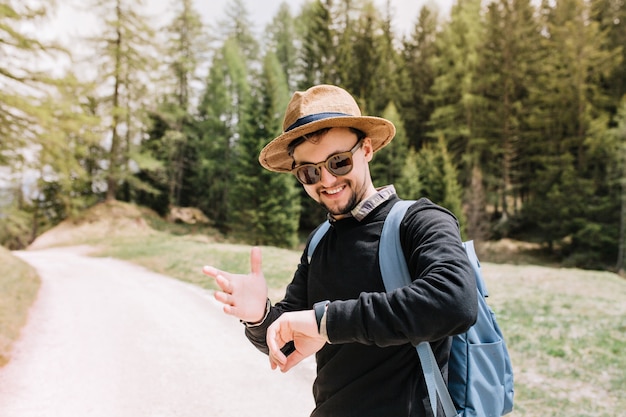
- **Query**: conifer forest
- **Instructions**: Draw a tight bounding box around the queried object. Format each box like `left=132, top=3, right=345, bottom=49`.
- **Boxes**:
left=2, top=0, right=626, bottom=271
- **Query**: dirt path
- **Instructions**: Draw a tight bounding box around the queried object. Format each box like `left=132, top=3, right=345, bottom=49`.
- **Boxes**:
left=0, top=247, right=316, bottom=417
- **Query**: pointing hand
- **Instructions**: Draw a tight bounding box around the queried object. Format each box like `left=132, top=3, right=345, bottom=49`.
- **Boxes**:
left=202, top=246, right=268, bottom=323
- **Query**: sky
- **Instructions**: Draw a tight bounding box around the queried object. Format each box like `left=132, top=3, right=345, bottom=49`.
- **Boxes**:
left=31, top=0, right=453, bottom=78
left=46, top=0, right=454, bottom=44
left=192, top=0, right=453, bottom=36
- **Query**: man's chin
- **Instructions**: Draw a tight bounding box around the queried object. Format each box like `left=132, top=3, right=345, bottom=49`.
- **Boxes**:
left=320, top=196, right=357, bottom=217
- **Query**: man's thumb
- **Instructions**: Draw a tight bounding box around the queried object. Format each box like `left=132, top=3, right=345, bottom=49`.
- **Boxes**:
left=250, top=246, right=262, bottom=276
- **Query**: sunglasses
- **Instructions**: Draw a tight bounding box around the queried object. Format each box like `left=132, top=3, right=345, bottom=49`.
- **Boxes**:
left=292, top=140, right=363, bottom=185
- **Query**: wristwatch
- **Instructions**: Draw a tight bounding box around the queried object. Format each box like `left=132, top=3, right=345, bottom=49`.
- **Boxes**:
left=313, top=300, right=330, bottom=332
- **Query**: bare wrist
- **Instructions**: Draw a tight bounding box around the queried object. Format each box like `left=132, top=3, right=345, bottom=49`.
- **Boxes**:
left=241, top=298, right=271, bottom=328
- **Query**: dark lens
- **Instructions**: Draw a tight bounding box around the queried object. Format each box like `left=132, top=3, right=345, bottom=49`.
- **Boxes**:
left=296, top=165, right=321, bottom=185
left=327, top=153, right=353, bottom=176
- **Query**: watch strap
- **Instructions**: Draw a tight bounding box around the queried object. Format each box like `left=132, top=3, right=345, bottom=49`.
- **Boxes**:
left=313, top=300, right=329, bottom=332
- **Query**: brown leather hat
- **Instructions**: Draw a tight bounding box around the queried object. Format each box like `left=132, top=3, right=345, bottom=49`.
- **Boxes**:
left=259, top=84, right=396, bottom=172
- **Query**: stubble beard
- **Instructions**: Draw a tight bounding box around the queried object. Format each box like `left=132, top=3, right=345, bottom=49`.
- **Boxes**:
left=320, top=192, right=358, bottom=217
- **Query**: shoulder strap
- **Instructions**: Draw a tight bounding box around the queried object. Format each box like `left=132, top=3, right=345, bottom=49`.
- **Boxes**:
left=464, top=240, right=488, bottom=297
left=378, top=200, right=414, bottom=289
left=379, top=200, right=458, bottom=417
left=307, top=221, right=331, bottom=264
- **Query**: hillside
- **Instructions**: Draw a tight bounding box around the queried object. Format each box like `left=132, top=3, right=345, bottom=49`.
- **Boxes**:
left=28, top=200, right=156, bottom=250
left=0, top=246, right=40, bottom=367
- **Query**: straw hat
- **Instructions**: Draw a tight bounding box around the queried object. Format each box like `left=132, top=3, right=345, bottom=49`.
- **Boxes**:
left=259, top=84, right=396, bottom=172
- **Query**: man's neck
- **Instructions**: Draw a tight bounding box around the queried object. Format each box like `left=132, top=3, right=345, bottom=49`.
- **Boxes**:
left=328, top=185, right=397, bottom=222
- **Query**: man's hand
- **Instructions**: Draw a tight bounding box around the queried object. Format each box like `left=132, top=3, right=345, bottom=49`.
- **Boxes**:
left=202, top=246, right=268, bottom=323
left=267, top=310, right=327, bottom=373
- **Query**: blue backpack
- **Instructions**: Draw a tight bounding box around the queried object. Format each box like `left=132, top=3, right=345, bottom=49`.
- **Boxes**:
left=307, top=200, right=514, bottom=417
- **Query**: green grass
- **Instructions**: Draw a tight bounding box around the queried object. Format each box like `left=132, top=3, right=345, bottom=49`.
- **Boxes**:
left=483, top=263, right=626, bottom=416
left=92, top=232, right=301, bottom=300
left=0, top=246, right=40, bottom=367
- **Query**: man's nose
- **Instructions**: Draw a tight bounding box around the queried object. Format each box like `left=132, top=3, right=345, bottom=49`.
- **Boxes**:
left=319, top=166, right=337, bottom=186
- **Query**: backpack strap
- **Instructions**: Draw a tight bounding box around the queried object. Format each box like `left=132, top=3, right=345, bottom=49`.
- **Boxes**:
left=380, top=200, right=458, bottom=417
left=307, top=220, right=331, bottom=264
left=379, top=200, right=414, bottom=289
left=464, top=240, right=488, bottom=297
left=416, top=343, right=458, bottom=417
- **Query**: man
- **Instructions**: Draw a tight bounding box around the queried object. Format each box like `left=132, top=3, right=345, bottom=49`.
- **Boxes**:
left=202, top=84, right=477, bottom=416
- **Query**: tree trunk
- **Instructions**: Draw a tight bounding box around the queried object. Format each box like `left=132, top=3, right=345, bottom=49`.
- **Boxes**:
left=106, top=0, right=123, bottom=202
left=617, top=142, right=626, bottom=275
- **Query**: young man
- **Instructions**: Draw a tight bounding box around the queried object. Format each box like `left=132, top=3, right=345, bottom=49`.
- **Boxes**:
left=202, top=84, right=477, bottom=416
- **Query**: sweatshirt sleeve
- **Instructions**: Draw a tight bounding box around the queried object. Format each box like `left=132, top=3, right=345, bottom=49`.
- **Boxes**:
left=325, top=201, right=478, bottom=346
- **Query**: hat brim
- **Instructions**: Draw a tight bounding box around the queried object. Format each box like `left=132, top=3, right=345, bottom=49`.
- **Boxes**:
left=259, top=115, right=396, bottom=172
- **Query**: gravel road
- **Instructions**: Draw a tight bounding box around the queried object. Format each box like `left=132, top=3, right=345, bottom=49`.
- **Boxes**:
left=0, top=247, right=316, bottom=417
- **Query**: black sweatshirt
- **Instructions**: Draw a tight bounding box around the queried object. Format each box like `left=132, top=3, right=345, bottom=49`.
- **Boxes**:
left=245, top=196, right=477, bottom=417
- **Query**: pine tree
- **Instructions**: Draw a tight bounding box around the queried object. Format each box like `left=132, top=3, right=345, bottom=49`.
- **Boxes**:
left=591, top=0, right=626, bottom=110
left=0, top=1, right=104, bottom=244
left=366, top=0, right=401, bottom=115
left=429, top=0, right=482, bottom=154
left=417, top=136, right=466, bottom=234
left=522, top=0, right=621, bottom=262
left=465, top=165, right=489, bottom=242
left=328, top=0, right=399, bottom=114
left=86, top=0, right=159, bottom=201
left=427, top=0, right=484, bottom=182
left=296, top=0, right=334, bottom=87
left=265, top=2, right=299, bottom=90
left=370, top=102, right=409, bottom=187
left=220, top=0, right=259, bottom=61
left=137, top=0, right=209, bottom=210
left=34, top=76, right=102, bottom=220
left=395, top=148, right=422, bottom=201
left=474, top=0, right=542, bottom=228
left=229, top=51, right=300, bottom=248
left=613, top=98, right=626, bottom=274
left=0, top=0, right=64, bottom=166
left=194, top=37, right=251, bottom=230
left=163, top=0, right=209, bottom=111
left=398, top=5, right=440, bottom=150
left=336, top=0, right=381, bottom=97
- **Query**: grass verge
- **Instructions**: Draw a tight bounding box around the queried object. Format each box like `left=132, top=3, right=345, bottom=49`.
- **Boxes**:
left=0, top=246, right=40, bottom=367
left=483, top=263, right=626, bottom=416
left=93, top=232, right=301, bottom=301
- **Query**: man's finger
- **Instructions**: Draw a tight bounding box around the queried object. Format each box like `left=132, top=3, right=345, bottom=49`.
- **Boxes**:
left=280, top=350, right=306, bottom=373
left=266, top=326, right=287, bottom=366
left=214, top=291, right=227, bottom=304
left=202, top=265, right=220, bottom=278
left=214, top=274, right=230, bottom=293
left=250, top=246, right=262, bottom=276
left=224, top=304, right=236, bottom=316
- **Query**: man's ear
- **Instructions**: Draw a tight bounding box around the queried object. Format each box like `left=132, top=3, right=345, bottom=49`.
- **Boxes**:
left=363, top=137, right=374, bottom=162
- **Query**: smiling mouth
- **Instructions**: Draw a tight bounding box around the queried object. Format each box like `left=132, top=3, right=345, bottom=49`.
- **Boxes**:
left=323, top=185, right=345, bottom=195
